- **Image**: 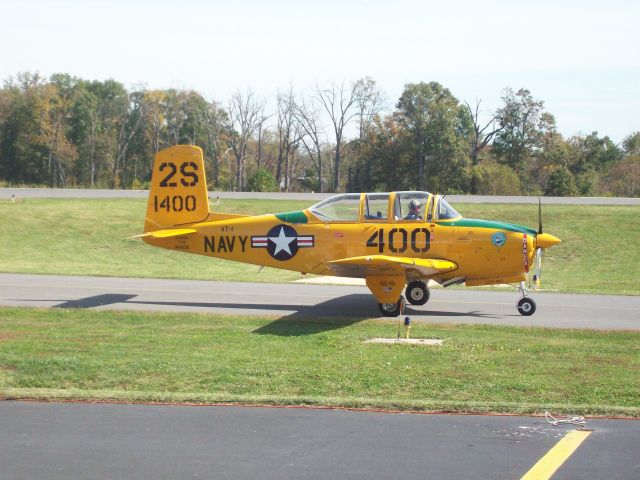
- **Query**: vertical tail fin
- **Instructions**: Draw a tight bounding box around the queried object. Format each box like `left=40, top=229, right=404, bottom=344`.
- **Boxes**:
left=144, top=145, right=209, bottom=232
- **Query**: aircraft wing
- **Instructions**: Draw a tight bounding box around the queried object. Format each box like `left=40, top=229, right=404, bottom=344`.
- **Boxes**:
left=327, top=255, right=457, bottom=279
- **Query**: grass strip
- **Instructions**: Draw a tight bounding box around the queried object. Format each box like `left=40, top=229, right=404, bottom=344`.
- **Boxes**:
left=1, top=198, right=639, bottom=294
left=1, top=307, right=638, bottom=416
left=2, top=389, right=638, bottom=418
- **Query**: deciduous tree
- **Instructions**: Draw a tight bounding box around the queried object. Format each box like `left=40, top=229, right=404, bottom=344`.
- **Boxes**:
left=224, top=90, right=263, bottom=191
left=275, top=87, right=301, bottom=191
left=294, top=98, right=326, bottom=192
left=493, top=88, right=554, bottom=171
left=314, top=81, right=364, bottom=191
left=464, top=99, right=504, bottom=193
left=396, top=81, right=471, bottom=192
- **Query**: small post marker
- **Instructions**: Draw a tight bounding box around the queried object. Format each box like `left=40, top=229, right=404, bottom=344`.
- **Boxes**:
left=404, top=316, right=411, bottom=339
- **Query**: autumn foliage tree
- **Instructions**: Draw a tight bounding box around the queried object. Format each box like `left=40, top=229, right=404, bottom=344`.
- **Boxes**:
left=0, top=72, right=637, bottom=197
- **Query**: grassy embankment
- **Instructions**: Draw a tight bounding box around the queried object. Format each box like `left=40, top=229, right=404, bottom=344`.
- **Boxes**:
left=1, top=197, right=639, bottom=294
left=1, top=307, right=638, bottom=416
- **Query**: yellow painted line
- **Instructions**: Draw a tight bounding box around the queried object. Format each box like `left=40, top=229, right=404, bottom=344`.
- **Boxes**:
left=520, top=430, right=592, bottom=480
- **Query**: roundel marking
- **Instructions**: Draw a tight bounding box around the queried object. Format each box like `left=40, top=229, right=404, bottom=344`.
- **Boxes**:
left=491, top=232, right=507, bottom=247
left=251, top=224, right=314, bottom=261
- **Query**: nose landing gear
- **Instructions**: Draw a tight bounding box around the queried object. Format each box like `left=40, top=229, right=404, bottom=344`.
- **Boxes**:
left=516, top=281, right=537, bottom=316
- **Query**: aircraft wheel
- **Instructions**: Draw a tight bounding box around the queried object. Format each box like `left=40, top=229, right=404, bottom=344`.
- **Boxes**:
left=517, top=297, right=536, bottom=316
left=378, top=296, right=406, bottom=317
left=406, top=281, right=430, bottom=306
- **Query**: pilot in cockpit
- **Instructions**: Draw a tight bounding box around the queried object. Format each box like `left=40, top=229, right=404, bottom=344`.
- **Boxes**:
left=404, top=199, right=423, bottom=220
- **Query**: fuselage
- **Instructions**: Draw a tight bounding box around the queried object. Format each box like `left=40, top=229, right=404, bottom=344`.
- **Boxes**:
left=144, top=192, right=558, bottom=287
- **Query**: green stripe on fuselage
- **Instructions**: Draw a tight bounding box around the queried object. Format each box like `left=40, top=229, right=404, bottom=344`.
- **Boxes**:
left=435, top=218, right=537, bottom=235
left=275, top=211, right=308, bottom=224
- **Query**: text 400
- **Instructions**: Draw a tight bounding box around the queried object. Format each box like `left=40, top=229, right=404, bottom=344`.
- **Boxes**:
left=366, top=227, right=430, bottom=253
left=154, top=195, right=196, bottom=212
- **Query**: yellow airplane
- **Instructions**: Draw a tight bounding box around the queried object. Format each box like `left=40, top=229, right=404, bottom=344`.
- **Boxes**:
left=137, top=145, right=561, bottom=317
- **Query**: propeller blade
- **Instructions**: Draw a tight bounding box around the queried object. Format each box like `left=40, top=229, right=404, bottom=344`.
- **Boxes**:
left=538, top=196, right=543, bottom=234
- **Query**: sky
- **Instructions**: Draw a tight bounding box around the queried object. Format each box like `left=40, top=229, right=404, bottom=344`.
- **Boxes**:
left=1, top=0, right=638, bottom=142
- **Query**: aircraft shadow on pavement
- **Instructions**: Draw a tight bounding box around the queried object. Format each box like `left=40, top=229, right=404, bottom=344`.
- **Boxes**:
left=254, top=300, right=501, bottom=336
left=52, top=294, right=138, bottom=309
left=28, top=293, right=375, bottom=335
left=252, top=294, right=374, bottom=336
left=23, top=293, right=375, bottom=317
left=129, top=294, right=376, bottom=318
left=22, top=293, right=500, bottom=336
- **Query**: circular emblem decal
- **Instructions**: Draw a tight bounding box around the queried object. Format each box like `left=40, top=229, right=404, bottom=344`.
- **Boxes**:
left=251, top=224, right=315, bottom=261
left=266, top=224, right=299, bottom=261
left=491, top=232, right=507, bottom=247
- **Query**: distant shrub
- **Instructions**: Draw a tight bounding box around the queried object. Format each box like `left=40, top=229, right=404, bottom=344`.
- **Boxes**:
left=246, top=168, right=278, bottom=192
left=295, top=168, right=321, bottom=192
left=130, top=179, right=150, bottom=190
left=470, top=161, right=522, bottom=195
left=600, top=156, right=640, bottom=197
left=575, top=172, right=597, bottom=196
left=545, top=166, right=578, bottom=196
left=0, top=180, right=49, bottom=188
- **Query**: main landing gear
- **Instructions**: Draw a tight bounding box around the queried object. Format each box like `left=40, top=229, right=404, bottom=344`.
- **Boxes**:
left=377, top=281, right=429, bottom=317
left=405, top=281, right=430, bottom=306
left=378, top=296, right=406, bottom=317
left=516, top=281, right=536, bottom=316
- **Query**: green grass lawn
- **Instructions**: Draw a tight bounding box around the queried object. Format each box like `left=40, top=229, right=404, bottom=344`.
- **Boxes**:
left=0, top=198, right=309, bottom=283
left=1, top=197, right=639, bottom=294
left=1, top=307, right=638, bottom=416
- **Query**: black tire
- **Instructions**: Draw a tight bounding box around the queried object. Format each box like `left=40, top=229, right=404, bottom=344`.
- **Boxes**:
left=378, top=296, right=406, bottom=317
left=517, top=297, right=536, bottom=316
left=406, top=281, right=430, bottom=306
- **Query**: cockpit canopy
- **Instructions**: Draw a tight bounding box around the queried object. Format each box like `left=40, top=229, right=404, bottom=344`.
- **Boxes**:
left=309, top=192, right=460, bottom=223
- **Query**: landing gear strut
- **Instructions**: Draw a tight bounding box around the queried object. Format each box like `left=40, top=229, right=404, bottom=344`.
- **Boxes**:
left=405, top=281, right=430, bottom=306
left=516, top=281, right=536, bottom=316
left=378, top=296, right=406, bottom=317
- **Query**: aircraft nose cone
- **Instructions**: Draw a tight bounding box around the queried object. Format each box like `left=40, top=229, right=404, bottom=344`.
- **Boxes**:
left=536, top=233, right=561, bottom=248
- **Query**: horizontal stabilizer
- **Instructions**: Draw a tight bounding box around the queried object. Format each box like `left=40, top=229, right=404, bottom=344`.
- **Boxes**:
left=132, top=228, right=196, bottom=239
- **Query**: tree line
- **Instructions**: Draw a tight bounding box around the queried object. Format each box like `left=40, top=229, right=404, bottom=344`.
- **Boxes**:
left=0, top=72, right=638, bottom=196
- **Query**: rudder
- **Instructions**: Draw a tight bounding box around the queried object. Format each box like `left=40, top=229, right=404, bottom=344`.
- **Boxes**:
left=144, top=145, right=209, bottom=232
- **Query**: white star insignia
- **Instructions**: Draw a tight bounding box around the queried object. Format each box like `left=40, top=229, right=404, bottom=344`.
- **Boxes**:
left=269, top=226, right=295, bottom=256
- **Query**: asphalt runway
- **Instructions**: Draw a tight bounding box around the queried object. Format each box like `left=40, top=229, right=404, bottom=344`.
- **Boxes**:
left=1, top=273, right=638, bottom=330
left=1, top=401, right=638, bottom=480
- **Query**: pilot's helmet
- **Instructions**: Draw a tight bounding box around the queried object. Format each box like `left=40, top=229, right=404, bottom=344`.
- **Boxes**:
left=409, top=199, right=421, bottom=212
